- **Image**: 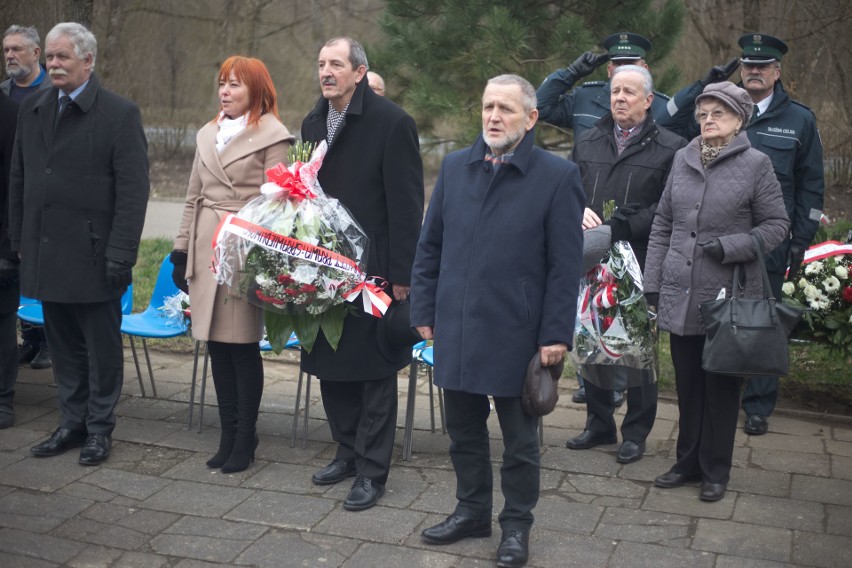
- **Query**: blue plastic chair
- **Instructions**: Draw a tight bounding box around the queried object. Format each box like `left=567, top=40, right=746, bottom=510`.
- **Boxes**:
left=18, top=287, right=133, bottom=325
left=120, top=255, right=185, bottom=397
left=402, top=341, right=445, bottom=461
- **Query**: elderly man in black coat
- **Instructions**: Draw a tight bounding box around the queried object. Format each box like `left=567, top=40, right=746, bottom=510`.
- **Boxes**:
left=8, top=22, right=149, bottom=465
left=0, top=90, right=19, bottom=430
left=411, top=74, right=585, bottom=568
left=300, top=36, right=424, bottom=511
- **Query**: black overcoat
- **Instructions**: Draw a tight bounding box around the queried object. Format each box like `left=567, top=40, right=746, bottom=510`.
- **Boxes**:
left=410, top=130, right=586, bottom=397
left=0, top=91, right=19, bottom=314
left=300, top=78, right=424, bottom=381
left=8, top=73, right=150, bottom=302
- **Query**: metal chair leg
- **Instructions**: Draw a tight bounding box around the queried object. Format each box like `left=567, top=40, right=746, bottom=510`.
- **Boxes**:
left=427, top=363, right=436, bottom=433
left=290, top=368, right=304, bottom=448
left=430, top=367, right=446, bottom=434
left=539, top=416, right=544, bottom=446
left=197, top=345, right=209, bottom=433
left=301, top=373, right=311, bottom=448
left=402, top=360, right=418, bottom=461
left=187, top=340, right=202, bottom=430
left=140, top=338, right=158, bottom=398
left=127, top=336, right=147, bottom=397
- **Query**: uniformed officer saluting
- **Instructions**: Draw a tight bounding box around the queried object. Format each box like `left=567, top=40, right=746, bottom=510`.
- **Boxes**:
left=659, top=33, right=825, bottom=438
left=536, top=32, right=672, bottom=141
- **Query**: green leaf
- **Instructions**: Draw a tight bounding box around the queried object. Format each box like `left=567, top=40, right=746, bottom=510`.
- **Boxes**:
left=292, top=312, right=321, bottom=353
left=319, top=303, right=348, bottom=351
left=264, top=312, right=294, bottom=355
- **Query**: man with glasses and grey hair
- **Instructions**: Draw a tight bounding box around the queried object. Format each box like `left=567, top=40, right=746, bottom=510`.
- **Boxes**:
left=2, top=25, right=49, bottom=103
left=658, top=33, right=825, bottom=438
left=9, top=22, right=149, bottom=466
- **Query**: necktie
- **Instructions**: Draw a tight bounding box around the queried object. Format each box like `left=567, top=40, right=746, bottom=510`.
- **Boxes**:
left=55, top=95, right=71, bottom=128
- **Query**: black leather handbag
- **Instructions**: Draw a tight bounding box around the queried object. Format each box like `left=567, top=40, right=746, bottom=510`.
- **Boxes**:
left=699, top=234, right=803, bottom=377
left=521, top=351, right=563, bottom=416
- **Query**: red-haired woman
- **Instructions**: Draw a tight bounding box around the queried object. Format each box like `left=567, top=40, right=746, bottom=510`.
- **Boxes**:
left=172, top=56, right=294, bottom=473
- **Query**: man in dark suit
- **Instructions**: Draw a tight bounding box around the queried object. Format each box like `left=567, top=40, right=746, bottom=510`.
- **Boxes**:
left=8, top=22, right=149, bottom=465
left=410, top=74, right=585, bottom=568
left=300, top=37, right=424, bottom=511
left=0, top=90, right=20, bottom=430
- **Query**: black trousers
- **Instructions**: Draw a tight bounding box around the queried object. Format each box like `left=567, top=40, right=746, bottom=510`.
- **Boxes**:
left=0, top=309, right=18, bottom=413
left=669, top=334, right=742, bottom=484
left=444, top=389, right=540, bottom=531
left=584, top=369, right=657, bottom=442
left=741, top=271, right=783, bottom=417
left=42, top=299, right=123, bottom=435
left=319, top=374, right=398, bottom=485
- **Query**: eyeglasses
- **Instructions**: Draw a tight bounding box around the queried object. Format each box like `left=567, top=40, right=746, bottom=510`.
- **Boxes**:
left=697, top=109, right=731, bottom=122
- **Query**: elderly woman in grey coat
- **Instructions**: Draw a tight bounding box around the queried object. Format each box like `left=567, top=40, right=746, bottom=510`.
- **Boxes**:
left=643, top=82, right=789, bottom=502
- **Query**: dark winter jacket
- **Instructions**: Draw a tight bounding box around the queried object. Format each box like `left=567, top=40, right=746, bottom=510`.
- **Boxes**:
left=644, top=132, right=789, bottom=336
left=572, top=114, right=686, bottom=267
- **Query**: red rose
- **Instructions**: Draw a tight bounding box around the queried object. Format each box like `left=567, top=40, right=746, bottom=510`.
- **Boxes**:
left=842, top=286, right=852, bottom=303
left=277, top=274, right=294, bottom=284
left=300, top=284, right=318, bottom=293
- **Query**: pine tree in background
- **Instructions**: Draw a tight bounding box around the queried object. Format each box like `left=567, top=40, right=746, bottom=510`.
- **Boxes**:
left=371, top=0, right=685, bottom=149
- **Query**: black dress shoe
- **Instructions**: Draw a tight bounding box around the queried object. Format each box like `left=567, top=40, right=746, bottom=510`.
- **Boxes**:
left=421, top=514, right=492, bottom=544
left=654, top=470, right=701, bottom=489
left=17, top=342, right=38, bottom=365
left=78, top=434, right=111, bottom=466
left=312, top=459, right=357, bottom=486
left=30, top=427, right=87, bottom=457
left=616, top=440, right=645, bottom=464
left=565, top=429, right=617, bottom=450
left=699, top=482, right=727, bottom=502
left=0, top=411, right=13, bottom=430
left=571, top=386, right=586, bottom=404
left=343, top=475, right=385, bottom=511
left=744, top=414, right=769, bottom=435
left=613, top=390, right=625, bottom=407
left=496, top=529, right=529, bottom=568
left=30, top=346, right=52, bottom=370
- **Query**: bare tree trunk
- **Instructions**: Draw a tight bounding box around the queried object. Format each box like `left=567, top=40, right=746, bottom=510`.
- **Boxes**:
left=62, top=0, right=95, bottom=28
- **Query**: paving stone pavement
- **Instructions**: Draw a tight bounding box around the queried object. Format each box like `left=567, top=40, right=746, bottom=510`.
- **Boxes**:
left=1, top=346, right=851, bottom=567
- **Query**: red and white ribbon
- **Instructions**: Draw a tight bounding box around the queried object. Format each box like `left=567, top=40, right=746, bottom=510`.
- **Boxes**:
left=803, top=241, right=852, bottom=263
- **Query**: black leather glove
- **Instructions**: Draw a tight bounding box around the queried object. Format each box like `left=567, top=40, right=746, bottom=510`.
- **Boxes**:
left=568, top=51, right=610, bottom=79
left=700, top=57, right=740, bottom=86
left=604, top=216, right=631, bottom=243
left=105, top=259, right=133, bottom=290
left=645, top=293, right=659, bottom=309
left=699, top=238, right=724, bottom=261
left=786, top=245, right=806, bottom=281
left=170, top=250, right=189, bottom=294
left=0, top=258, right=19, bottom=289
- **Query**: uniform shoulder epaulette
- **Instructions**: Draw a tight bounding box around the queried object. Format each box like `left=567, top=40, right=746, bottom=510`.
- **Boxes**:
left=653, top=90, right=671, bottom=101
left=580, top=81, right=606, bottom=87
left=789, top=99, right=816, bottom=116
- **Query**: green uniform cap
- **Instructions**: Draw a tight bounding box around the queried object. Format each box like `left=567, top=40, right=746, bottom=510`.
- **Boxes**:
left=602, top=32, right=651, bottom=61
left=738, top=33, right=788, bottom=63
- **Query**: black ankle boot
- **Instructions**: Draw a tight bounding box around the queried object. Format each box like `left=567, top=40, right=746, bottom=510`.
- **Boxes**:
left=206, top=428, right=236, bottom=468
left=221, top=433, right=259, bottom=474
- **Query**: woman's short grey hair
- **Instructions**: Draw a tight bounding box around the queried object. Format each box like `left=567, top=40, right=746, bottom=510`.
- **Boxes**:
left=46, top=22, right=97, bottom=70
left=486, top=74, right=537, bottom=113
left=3, top=26, right=40, bottom=49
left=324, top=36, right=369, bottom=70
left=612, top=65, right=654, bottom=96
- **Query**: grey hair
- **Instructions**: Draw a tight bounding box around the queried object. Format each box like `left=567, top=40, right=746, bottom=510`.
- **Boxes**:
left=46, top=22, right=97, bottom=70
left=486, top=74, right=537, bottom=113
left=324, top=36, right=369, bottom=70
left=3, top=25, right=40, bottom=49
left=612, top=64, right=653, bottom=96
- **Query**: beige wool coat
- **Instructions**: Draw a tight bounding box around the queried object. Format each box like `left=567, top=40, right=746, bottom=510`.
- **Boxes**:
left=174, top=113, right=295, bottom=343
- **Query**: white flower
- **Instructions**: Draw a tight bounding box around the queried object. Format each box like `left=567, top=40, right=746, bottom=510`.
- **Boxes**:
left=805, top=261, right=823, bottom=275
left=798, top=277, right=809, bottom=289
left=823, top=276, right=841, bottom=293
left=803, top=284, right=820, bottom=299
left=836, top=265, right=848, bottom=280
left=782, top=282, right=796, bottom=296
